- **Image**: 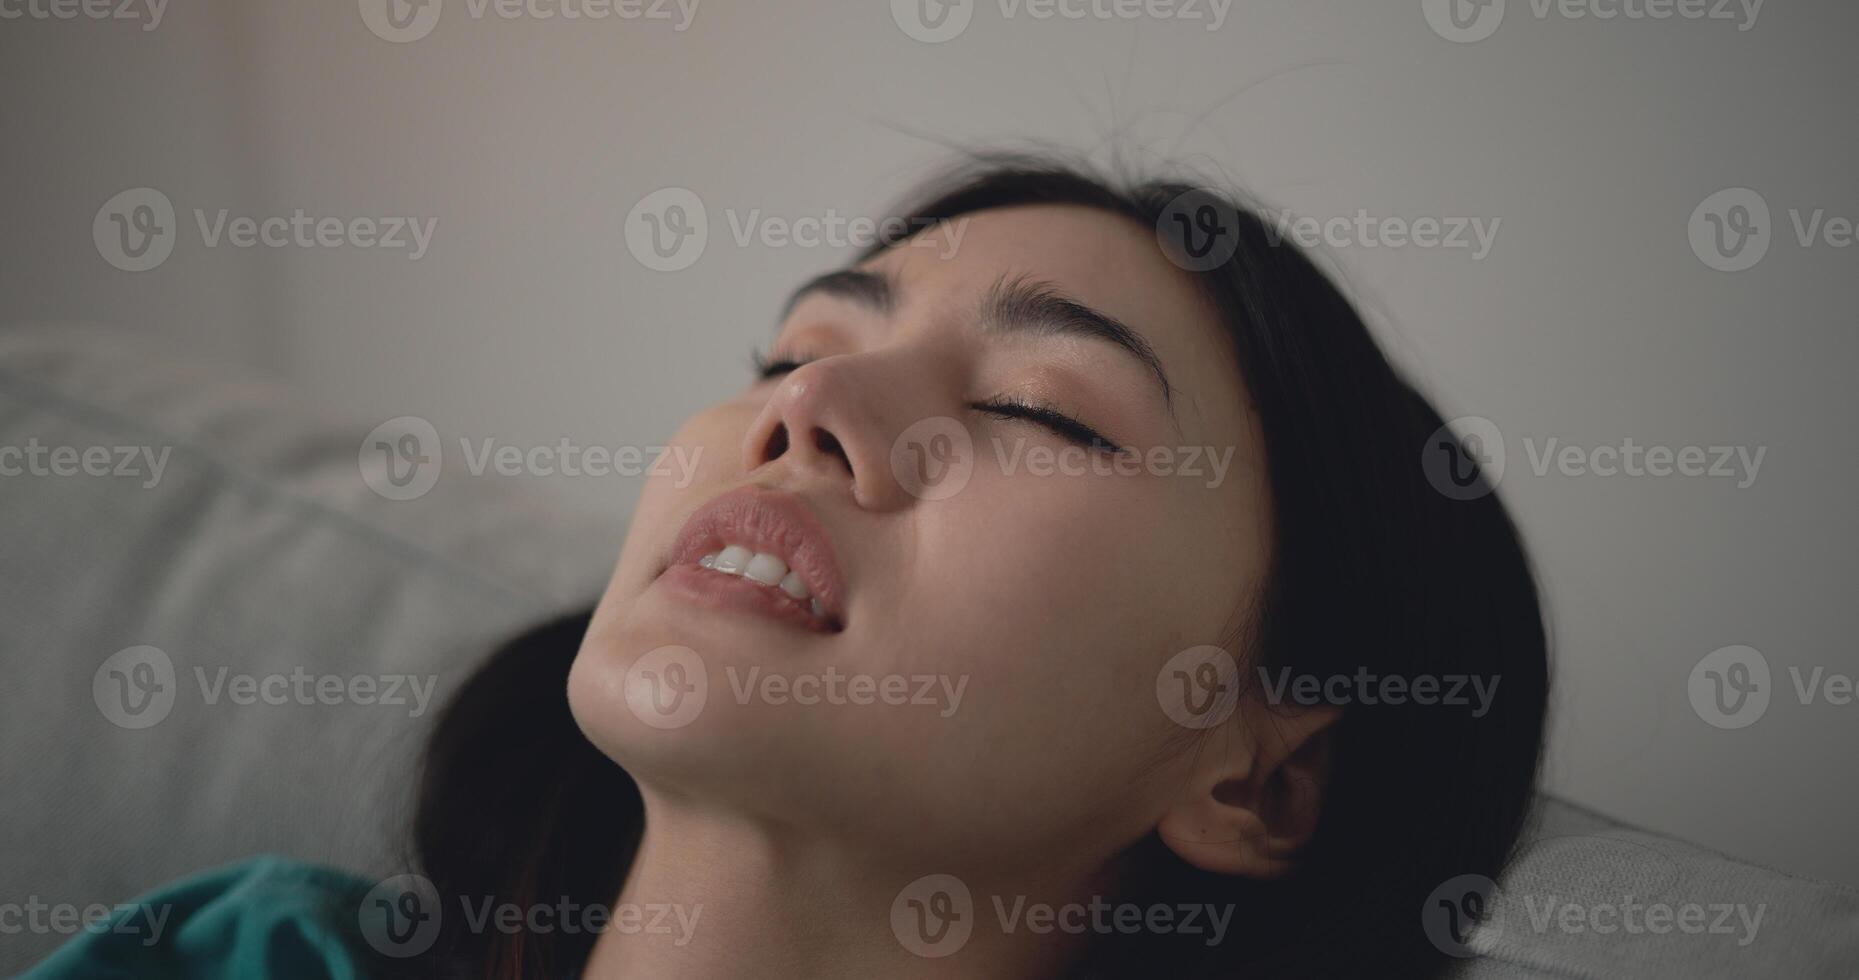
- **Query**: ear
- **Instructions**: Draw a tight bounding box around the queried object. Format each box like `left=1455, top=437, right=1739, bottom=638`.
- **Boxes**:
left=1156, top=695, right=1340, bottom=879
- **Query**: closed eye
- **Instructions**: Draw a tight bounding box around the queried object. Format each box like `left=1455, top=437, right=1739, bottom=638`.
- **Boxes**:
left=752, top=349, right=1129, bottom=456
left=972, top=397, right=1128, bottom=456
left=751, top=348, right=815, bottom=380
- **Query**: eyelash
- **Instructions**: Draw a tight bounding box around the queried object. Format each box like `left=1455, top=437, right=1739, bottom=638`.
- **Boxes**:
left=750, top=348, right=1129, bottom=456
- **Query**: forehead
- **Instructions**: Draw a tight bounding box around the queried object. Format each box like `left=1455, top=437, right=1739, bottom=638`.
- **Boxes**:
left=862, top=203, right=1253, bottom=435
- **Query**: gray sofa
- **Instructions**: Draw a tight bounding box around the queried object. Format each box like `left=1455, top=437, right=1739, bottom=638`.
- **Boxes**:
left=2, top=324, right=1853, bottom=976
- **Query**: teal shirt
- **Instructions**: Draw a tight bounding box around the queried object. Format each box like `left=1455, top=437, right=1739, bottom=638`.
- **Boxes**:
left=23, top=856, right=381, bottom=979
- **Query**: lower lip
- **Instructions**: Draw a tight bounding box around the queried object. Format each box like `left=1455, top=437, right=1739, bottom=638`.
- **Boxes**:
left=657, top=563, right=838, bottom=634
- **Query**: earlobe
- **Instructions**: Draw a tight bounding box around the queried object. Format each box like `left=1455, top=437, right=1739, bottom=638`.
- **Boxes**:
left=1157, top=796, right=1289, bottom=877
left=1156, top=702, right=1340, bottom=879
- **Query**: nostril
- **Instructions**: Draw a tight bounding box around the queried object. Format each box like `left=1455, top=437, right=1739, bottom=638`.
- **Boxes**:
left=811, top=428, right=851, bottom=473
left=761, top=422, right=790, bottom=463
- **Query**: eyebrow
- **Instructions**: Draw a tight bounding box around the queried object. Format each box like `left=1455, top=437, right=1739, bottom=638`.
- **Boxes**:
left=780, top=268, right=896, bottom=319
left=980, top=274, right=1174, bottom=410
left=781, top=267, right=1175, bottom=411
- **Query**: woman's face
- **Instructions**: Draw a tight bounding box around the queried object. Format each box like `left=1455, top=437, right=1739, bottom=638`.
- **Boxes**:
left=569, top=203, right=1282, bottom=880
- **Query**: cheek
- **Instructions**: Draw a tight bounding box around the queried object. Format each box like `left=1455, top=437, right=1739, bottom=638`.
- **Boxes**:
left=895, top=467, right=1192, bottom=718
left=610, top=402, right=758, bottom=587
left=911, top=465, right=1202, bottom=643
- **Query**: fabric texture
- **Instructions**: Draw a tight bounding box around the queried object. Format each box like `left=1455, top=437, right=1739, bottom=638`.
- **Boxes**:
left=19, top=857, right=376, bottom=980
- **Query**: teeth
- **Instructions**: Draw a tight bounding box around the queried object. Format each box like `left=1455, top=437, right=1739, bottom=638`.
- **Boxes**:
left=712, top=545, right=752, bottom=575
left=696, top=544, right=826, bottom=616
left=743, top=552, right=788, bottom=586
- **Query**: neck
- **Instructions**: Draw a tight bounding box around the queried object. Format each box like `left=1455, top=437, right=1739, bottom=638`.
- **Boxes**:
left=578, top=789, right=1098, bottom=980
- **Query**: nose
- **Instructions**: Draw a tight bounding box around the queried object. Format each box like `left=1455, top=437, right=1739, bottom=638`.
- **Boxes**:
left=742, top=354, right=919, bottom=512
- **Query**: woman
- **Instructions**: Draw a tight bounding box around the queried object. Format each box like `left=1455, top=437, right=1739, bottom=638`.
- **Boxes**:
left=29, top=155, right=1548, bottom=979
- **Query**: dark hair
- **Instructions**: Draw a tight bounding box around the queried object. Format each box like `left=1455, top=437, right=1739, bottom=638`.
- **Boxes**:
left=405, top=155, right=1550, bottom=979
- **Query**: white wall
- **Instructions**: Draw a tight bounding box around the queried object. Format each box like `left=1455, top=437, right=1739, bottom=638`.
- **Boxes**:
left=5, top=1, right=1856, bottom=886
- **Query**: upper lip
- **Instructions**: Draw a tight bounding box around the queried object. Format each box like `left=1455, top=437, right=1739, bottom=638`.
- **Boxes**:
left=663, top=484, right=849, bottom=626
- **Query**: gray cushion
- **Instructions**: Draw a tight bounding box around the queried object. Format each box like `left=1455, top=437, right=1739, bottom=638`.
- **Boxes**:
left=2, top=324, right=1853, bottom=976
left=1448, top=798, right=1859, bottom=978
left=0, top=323, right=615, bottom=971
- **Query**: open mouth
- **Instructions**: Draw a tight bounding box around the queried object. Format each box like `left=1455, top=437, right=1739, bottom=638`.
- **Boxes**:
left=660, top=485, right=848, bottom=633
